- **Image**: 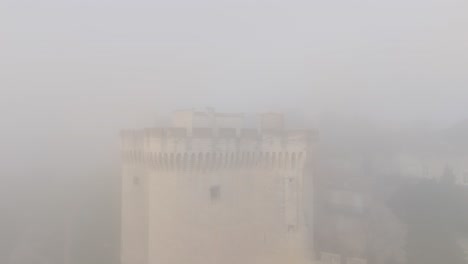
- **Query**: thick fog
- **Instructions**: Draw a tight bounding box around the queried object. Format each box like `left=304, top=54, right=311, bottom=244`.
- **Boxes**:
left=1, top=0, right=468, bottom=264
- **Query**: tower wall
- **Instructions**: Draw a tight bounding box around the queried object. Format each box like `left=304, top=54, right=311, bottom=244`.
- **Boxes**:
left=121, top=113, right=316, bottom=264
left=121, top=131, right=148, bottom=264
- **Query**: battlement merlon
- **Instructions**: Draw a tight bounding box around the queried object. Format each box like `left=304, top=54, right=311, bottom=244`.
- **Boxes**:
left=121, top=128, right=316, bottom=152
left=120, top=110, right=317, bottom=152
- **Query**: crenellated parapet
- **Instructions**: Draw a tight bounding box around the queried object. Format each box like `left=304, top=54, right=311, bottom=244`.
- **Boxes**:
left=121, top=126, right=316, bottom=170
left=122, top=148, right=309, bottom=172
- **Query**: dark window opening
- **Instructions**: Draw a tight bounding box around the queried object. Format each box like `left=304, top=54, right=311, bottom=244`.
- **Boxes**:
left=210, top=185, right=221, bottom=201
left=133, top=176, right=140, bottom=185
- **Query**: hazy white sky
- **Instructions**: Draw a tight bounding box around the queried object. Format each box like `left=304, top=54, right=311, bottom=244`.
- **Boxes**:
left=2, top=0, right=468, bottom=123
left=1, top=0, right=468, bottom=183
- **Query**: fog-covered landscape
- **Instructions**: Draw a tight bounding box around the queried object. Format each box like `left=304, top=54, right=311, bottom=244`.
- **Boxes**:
left=2, top=0, right=468, bottom=263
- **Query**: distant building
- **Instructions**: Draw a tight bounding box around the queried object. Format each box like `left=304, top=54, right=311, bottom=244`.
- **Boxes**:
left=395, top=154, right=468, bottom=186
left=120, top=109, right=317, bottom=264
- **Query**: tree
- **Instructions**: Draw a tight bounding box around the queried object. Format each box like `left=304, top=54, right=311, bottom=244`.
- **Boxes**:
left=389, top=179, right=468, bottom=264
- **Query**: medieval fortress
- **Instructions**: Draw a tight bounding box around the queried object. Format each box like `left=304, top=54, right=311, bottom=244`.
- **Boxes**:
left=121, top=109, right=316, bottom=264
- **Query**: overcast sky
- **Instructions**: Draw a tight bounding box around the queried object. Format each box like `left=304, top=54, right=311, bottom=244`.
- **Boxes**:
left=2, top=0, right=468, bottom=119
left=1, top=0, right=468, bottom=186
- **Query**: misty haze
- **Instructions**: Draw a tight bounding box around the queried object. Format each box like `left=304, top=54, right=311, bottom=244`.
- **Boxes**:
left=1, top=0, right=468, bottom=264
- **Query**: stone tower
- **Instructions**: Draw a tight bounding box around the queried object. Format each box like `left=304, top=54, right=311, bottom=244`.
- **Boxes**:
left=120, top=109, right=316, bottom=264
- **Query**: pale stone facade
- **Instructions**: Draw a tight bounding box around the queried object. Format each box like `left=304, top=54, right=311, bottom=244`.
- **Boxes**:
left=121, top=109, right=316, bottom=264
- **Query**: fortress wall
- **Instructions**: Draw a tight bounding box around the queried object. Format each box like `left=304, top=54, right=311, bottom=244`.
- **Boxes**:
left=146, top=166, right=296, bottom=264
left=121, top=119, right=316, bottom=264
